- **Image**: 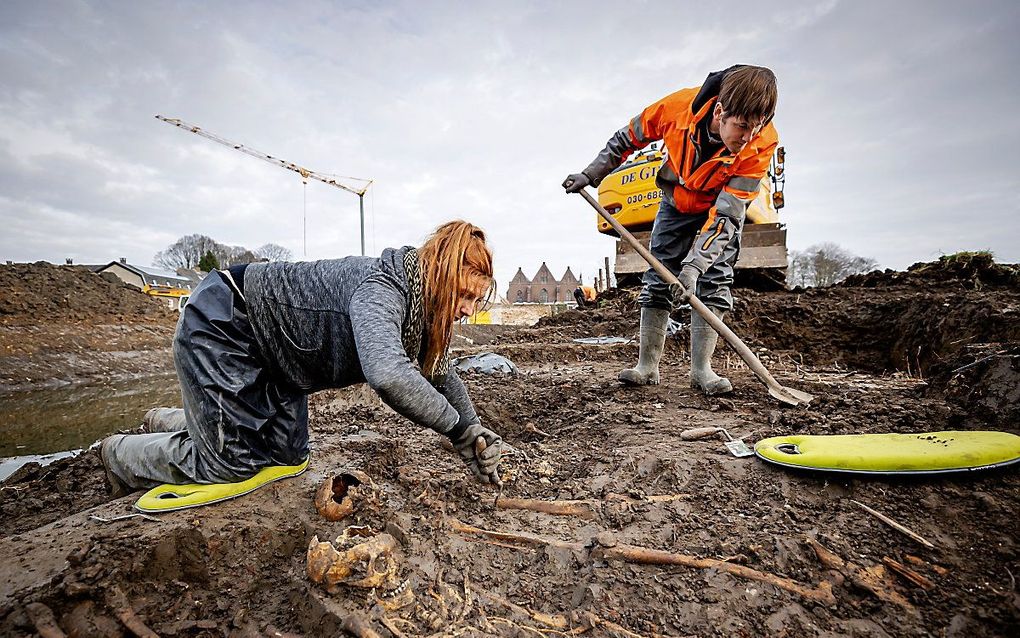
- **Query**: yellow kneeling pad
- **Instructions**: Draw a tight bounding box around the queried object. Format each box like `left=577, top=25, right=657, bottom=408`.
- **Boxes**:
left=755, top=431, right=1020, bottom=475
left=134, top=458, right=309, bottom=513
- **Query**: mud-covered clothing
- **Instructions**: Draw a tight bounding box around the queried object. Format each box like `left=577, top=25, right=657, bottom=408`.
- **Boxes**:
left=637, top=199, right=740, bottom=311
left=243, top=248, right=469, bottom=435
left=103, top=248, right=478, bottom=489
left=102, top=272, right=309, bottom=488
left=580, top=65, right=778, bottom=309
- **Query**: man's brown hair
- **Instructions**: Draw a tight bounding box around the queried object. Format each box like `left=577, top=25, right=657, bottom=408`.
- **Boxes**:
left=719, top=65, right=777, bottom=124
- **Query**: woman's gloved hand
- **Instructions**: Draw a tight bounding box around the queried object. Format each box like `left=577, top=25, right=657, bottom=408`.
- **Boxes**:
left=450, top=421, right=503, bottom=484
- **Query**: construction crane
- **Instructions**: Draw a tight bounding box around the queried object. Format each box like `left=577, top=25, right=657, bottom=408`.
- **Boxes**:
left=156, top=115, right=373, bottom=256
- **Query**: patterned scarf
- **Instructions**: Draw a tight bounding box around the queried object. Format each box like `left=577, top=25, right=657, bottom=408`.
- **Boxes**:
left=401, top=248, right=449, bottom=378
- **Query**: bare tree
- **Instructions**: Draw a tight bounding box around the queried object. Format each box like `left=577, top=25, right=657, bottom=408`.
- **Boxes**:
left=155, top=235, right=282, bottom=271
left=255, top=243, right=292, bottom=262
left=216, top=244, right=261, bottom=267
left=787, top=243, right=878, bottom=288
left=153, top=234, right=219, bottom=270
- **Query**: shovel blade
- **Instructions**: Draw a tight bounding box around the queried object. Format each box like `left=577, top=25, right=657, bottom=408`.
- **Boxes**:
left=724, top=439, right=755, bottom=458
left=768, top=384, right=814, bottom=407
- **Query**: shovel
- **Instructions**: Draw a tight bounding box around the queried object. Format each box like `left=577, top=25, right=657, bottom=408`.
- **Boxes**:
left=576, top=189, right=813, bottom=407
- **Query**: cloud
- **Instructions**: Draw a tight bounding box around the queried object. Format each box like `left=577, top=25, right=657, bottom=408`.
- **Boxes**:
left=1, top=0, right=1018, bottom=291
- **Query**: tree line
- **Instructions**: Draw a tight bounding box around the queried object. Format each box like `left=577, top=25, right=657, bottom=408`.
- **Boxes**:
left=154, top=234, right=292, bottom=271
left=786, top=242, right=878, bottom=288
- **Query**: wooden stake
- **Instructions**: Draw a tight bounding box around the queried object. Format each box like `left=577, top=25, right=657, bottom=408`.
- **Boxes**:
left=851, top=500, right=937, bottom=550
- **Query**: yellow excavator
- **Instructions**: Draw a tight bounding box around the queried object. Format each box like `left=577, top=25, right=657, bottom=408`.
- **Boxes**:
left=597, top=144, right=788, bottom=287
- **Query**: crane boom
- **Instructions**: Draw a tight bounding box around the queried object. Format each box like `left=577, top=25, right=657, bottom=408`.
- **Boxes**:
left=155, top=114, right=372, bottom=255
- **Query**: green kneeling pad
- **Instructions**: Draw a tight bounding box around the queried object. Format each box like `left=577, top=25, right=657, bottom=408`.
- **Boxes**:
left=754, top=431, right=1020, bottom=475
left=134, top=458, right=309, bottom=512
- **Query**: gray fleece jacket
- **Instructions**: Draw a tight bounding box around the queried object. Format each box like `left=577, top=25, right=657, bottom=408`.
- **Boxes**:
left=243, top=247, right=477, bottom=438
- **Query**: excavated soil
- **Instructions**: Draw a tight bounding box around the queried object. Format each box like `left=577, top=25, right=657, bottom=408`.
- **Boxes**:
left=0, top=263, right=177, bottom=392
left=1, top=258, right=1018, bottom=637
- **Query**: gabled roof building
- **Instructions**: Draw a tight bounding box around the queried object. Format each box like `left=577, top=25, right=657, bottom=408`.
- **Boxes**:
left=507, top=262, right=581, bottom=304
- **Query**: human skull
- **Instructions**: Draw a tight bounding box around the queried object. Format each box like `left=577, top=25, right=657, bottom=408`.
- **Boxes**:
left=313, top=470, right=379, bottom=522
left=306, top=530, right=399, bottom=594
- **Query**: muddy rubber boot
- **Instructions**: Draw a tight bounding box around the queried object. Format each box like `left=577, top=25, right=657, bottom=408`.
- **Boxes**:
left=690, top=307, right=733, bottom=395
left=99, top=435, right=131, bottom=498
left=619, top=307, right=670, bottom=385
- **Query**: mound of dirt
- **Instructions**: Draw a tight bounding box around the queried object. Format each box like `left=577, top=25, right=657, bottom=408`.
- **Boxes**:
left=0, top=262, right=173, bottom=325
left=515, top=257, right=1020, bottom=379
left=842, top=252, right=1020, bottom=289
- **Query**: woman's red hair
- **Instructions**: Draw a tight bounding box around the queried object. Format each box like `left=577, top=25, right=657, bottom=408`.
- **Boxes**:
left=417, top=220, right=494, bottom=376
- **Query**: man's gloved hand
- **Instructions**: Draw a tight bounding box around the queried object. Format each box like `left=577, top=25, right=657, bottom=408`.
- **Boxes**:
left=673, top=266, right=700, bottom=305
left=450, top=421, right=502, bottom=484
left=562, top=172, right=591, bottom=193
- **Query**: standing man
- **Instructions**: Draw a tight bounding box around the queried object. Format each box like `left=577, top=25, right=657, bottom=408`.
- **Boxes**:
left=563, top=65, right=778, bottom=395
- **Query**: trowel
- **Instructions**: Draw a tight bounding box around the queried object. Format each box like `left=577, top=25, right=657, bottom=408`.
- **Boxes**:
left=681, top=426, right=754, bottom=458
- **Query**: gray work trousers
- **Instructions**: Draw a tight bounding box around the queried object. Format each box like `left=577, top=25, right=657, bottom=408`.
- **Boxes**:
left=103, top=272, right=309, bottom=490
left=637, top=199, right=742, bottom=312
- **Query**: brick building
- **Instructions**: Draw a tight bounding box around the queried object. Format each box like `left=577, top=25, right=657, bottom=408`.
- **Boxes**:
left=507, top=262, right=580, bottom=304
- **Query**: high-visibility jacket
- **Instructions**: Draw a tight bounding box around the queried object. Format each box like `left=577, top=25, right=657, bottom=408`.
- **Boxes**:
left=582, top=66, right=779, bottom=275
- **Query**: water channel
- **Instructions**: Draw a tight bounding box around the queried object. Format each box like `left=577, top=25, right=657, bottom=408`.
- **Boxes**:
left=0, top=373, right=180, bottom=480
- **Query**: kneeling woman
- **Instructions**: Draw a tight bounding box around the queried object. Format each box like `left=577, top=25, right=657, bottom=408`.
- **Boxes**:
left=101, top=220, right=502, bottom=493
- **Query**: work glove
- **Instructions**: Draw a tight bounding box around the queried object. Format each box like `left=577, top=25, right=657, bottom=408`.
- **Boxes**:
left=672, top=266, right=700, bottom=306
left=450, top=421, right=503, bottom=484
left=562, top=172, right=591, bottom=193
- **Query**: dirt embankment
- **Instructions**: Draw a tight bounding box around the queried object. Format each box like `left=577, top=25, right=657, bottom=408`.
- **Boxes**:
left=0, top=257, right=1018, bottom=637
left=0, top=263, right=176, bottom=392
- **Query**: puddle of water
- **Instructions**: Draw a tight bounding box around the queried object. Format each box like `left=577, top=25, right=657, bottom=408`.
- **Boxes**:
left=0, top=373, right=180, bottom=457
left=0, top=449, right=80, bottom=482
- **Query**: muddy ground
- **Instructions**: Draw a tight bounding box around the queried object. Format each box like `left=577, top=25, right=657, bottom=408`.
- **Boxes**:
left=0, top=262, right=177, bottom=393
left=0, top=256, right=1018, bottom=637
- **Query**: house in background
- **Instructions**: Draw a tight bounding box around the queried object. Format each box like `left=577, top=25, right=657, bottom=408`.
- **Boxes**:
left=95, top=258, right=199, bottom=302
left=507, top=262, right=580, bottom=304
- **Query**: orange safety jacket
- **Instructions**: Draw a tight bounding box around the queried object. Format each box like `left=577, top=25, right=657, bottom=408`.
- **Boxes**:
left=582, top=66, right=779, bottom=274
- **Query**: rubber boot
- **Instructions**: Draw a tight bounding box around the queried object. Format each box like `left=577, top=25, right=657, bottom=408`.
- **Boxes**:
left=690, top=307, right=733, bottom=395
left=619, top=307, right=670, bottom=385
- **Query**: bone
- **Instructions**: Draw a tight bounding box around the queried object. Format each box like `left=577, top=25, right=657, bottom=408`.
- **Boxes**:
left=106, top=585, right=160, bottom=638
left=882, top=557, right=936, bottom=591
left=495, top=497, right=598, bottom=519
left=314, top=470, right=376, bottom=522
left=806, top=537, right=914, bottom=611
left=25, top=603, right=67, bottom=638
left=449, top=518, right=836, bottom=605
left=341, top=613, right=383, bottom=638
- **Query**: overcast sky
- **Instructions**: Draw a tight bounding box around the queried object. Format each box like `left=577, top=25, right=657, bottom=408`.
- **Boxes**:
left=2, top=0, right=1018, bottom=295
